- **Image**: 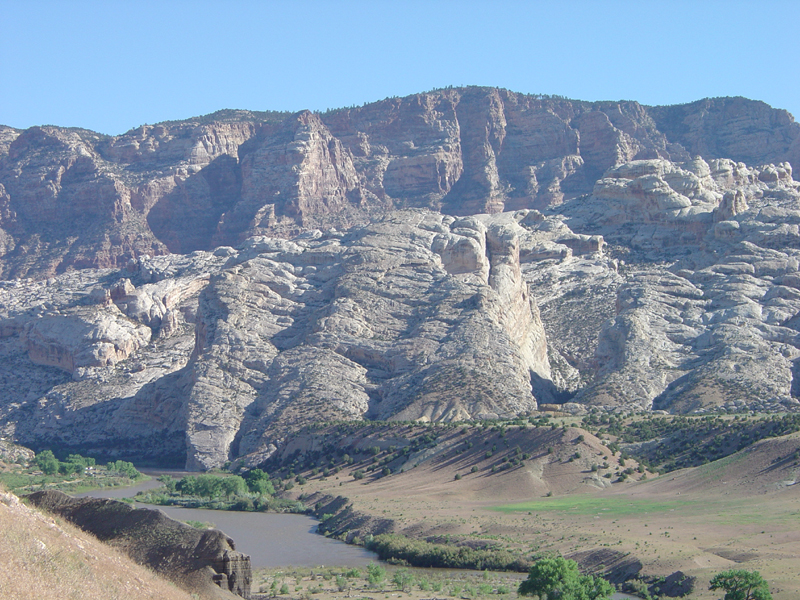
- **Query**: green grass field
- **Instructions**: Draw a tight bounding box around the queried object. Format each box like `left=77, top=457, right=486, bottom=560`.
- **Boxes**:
left=492, top=495, right=698, bottom=518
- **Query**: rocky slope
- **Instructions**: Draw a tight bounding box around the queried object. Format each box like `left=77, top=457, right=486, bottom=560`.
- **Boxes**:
left=1, top=88, right=800, bottom=469
left=0, top=211, right=551, bottom=469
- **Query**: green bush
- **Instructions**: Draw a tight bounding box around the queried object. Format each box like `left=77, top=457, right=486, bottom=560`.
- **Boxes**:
left=367, top=534, right=528, bottom=571
left=35, top=450, right=60, bottom=475
left=366, top=563, right=385, bottom=587
left=392, top=568, right=414, bottom=591
left=106, top=460, right=141, bottom=479
left=519, top=556, right=613, bottom=599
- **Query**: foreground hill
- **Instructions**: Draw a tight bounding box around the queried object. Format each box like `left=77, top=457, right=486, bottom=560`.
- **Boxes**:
left=0, top=487, right=198, bottom=600
left=1, top=88, right=800, bottom=469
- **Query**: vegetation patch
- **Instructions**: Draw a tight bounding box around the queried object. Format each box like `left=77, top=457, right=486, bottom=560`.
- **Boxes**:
left=365, top=533, right=529, bottom=572
left=252, top=564, right=524, bottom=599
left=134, top=471, right=306, bottom=513
left=492, top=495, right=698, bottom=518
left=0, top=450, right=145, bottom=494
left=584, top=412, right=800, bottom=473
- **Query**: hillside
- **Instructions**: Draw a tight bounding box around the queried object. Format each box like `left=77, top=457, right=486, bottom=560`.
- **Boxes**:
left=265, top=422, right=800, bottom=599
left=0, top=486, right=198, bottom=600
left=0, top=88, right=799, bottom=470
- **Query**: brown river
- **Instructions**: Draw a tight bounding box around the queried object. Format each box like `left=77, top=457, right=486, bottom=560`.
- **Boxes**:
left=75, top=471, right=377, bottom=568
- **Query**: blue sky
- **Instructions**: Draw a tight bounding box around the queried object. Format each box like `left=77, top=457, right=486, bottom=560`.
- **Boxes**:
left=1, top=0, right=798, bottom=135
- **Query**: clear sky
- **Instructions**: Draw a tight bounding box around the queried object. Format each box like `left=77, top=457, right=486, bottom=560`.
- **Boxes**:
left=1, top=0, right=798, bottom=136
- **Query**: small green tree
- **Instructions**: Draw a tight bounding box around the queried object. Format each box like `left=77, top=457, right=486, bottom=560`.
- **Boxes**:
left=709, top=570, right=772, bottom=600
left=245, top=468, right=276, bottom=496
left=67, top=453, right=95, bottom=468
left=518, top=556, right=613, bottom=600
left=58, top=461, right=82, bottom=475
left=177, top=475, right=198, bottom=496
left=366, top=563, right=385, bottom=588
left=194, top=474, right=224, bottom=499
left=159, top=474, right=177, bottom=493
left=392, top=568, right=414, bottom=592
left=221, top=475, right=247, bottom=499
left=106, top=460, right=140, bottom=479
left=35, top=450, right=60, bottom=475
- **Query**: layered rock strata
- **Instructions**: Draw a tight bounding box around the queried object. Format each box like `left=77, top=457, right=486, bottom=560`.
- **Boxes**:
left=1, top=89, right=797, bottom=279
left=0, top=212, right=550, bottom=469
left=0, top=91, right=800, bottom=468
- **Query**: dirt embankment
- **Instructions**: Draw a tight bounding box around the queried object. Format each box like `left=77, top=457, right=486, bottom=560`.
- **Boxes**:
left=0, top=487, right=195, bottom=600
left=26, top=490, right=251, bottom=599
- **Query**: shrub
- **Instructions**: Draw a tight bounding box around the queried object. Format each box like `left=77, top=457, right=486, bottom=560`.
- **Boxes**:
left=519, top=556, right=613, bottom=599
left=392, top=568, right=414, bottom=591
left=366, top=563, right=385, bottom=587
left=367, top=534, right=528, bottom=571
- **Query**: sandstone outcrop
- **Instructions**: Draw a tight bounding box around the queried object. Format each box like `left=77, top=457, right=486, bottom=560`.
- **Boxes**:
left=21, top=306, right=152, bottom=375
left=1, top=89, right=798, bottom=279
left=0, top=212, right=550, bottom=469
left=649, top=96, right=800, bottom=171
left=551, top=159, right=800, bottom=413
left=27, top=490, right=251, bottom=598
left=0, top=90, right=799, bottom=469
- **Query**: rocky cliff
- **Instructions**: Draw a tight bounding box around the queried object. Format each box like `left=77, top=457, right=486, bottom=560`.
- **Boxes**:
left=1, top=88, right=800, bottom=469
left=0, top=211, right=550, bottom=469
left=1, top=89, right=797, bottom=279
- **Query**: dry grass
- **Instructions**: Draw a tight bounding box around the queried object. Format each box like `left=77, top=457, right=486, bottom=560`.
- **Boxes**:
left=288, top=428, right=800, bottom=600
left=0, top=487, right=197, bottom=600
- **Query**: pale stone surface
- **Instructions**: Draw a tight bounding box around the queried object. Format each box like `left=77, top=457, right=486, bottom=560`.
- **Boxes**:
left=0, top=90, right=800, bottom=469
left=0, top=212, right=551, bottom=469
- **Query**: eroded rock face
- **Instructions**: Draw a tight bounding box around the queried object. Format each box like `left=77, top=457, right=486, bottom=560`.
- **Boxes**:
left=547, top=159, right=800, bottom=413
left=1, top=90, right=800, bottom=468
left=21, top=306, right=152, bottom=374
left=1, top=88, right=797, bottom=279
left=2, top=151, right=800, bottom=466
left=0, top=212, right=550, bottom=469
left=185, top=212, right=550, bottom=469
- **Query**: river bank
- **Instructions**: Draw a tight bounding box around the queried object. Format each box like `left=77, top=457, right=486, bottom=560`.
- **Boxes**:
left=77, top=472, right=377, bottom=568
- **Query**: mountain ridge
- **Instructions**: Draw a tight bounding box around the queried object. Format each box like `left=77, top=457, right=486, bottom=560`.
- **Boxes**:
left=0, top=87, right=799, bottom=470
left=1, top=87, right=797, bottom=280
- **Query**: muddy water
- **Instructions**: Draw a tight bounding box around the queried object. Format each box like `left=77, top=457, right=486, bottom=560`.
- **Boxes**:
left=76, top=472, right=377, bottom=568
